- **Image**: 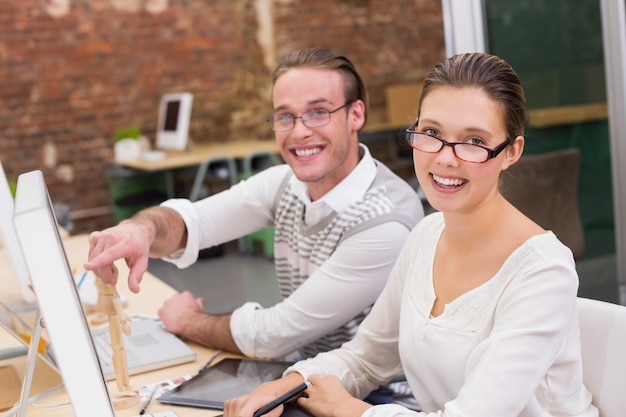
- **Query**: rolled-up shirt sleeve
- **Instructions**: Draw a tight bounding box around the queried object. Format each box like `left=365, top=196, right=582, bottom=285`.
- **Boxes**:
left=229, top=221, right=411, bottom=359
left=159, top=165, right=290, bottom=268
left=160, top=198, right=201, bottom=268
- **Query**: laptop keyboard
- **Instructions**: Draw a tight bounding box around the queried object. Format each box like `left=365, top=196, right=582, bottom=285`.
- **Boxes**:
left=92, top=327, right=141, bottom=369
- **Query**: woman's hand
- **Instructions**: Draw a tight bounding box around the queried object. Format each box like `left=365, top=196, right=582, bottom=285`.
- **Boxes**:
left=224, top=373, right=306, bottom=417
left=297, top=375, right=371, bottom=417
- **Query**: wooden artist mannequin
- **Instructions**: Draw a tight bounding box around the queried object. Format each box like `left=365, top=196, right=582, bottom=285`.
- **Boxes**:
left=90, top=262, right=139, bottom=409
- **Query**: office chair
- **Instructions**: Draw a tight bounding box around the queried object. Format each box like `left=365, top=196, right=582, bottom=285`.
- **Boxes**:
left=500, top=147, right=585, bottom=259
left=577, top=297, right=626, bottom=417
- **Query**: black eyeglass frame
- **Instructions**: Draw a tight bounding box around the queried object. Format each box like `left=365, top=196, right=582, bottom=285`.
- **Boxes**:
left=404, top=129, right=512, bottom=163
left=266, top=101, right=354, bottom=132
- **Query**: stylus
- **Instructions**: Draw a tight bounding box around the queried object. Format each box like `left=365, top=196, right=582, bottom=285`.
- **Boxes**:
left=252, top=381, right=311, bottom=417
left=139, top=386, right=157, bottom=415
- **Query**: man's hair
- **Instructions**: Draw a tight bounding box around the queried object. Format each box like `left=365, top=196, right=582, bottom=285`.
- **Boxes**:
left=418, top=52, right=527, bottom=140
left=272, top=48, right=369, bottom=124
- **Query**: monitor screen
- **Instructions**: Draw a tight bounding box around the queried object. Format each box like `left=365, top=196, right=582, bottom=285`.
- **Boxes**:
left=163, top=100, right=181, bottom=131
left=155, top=92, right=193, bottom=151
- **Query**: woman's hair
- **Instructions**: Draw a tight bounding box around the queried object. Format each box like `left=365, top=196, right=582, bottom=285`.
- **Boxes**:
left=272, top=48, right=369, bottom=124
left=418, top=53, right=526, bottom=140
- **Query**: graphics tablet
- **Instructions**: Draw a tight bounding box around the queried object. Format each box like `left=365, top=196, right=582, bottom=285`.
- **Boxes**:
left=157, top=358, right=293, bottom=410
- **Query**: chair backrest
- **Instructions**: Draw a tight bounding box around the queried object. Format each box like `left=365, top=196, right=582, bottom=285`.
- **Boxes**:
left=500, top=147, right=585, bottom=259
left=577, top=297, right=626, bottom=417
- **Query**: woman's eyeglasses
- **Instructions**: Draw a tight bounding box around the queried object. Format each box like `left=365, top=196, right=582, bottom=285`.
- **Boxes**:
left=405, top=130, right=511, bottom=163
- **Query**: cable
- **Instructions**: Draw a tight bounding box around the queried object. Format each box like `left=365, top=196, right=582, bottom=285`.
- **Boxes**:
left=1, top=384, right=66, bottom=417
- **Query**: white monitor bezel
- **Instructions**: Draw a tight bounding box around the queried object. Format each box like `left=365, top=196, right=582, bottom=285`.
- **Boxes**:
left=155, top=92, right=193, bottom=151
left=13, top=170, right=116, bottom=417
left=0, top=161, right=36, bottom=304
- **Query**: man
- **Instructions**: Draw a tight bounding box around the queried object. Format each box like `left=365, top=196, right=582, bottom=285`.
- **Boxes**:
left=85, top=48, right=423, bottom=360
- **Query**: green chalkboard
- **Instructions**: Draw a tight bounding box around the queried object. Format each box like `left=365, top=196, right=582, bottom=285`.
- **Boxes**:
left=486, top=0, right=605, bottom=108
left=485, top=0, right=615, bottom=267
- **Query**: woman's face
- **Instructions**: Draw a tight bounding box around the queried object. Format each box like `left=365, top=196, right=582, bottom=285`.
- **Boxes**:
left=412, top=86, right=522, bottom=215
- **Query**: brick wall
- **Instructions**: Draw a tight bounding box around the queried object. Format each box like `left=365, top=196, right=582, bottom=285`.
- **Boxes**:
left=0, top=0, right=444, bottom=234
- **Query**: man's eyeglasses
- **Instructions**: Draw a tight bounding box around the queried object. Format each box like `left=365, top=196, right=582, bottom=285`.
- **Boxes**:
left=267, top=101, right=354, bottom=132
left=405, top=130, right=511, bottom=163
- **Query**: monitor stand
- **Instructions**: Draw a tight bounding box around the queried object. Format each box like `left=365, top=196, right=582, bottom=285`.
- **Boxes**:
left=0, top=301, right=64, bottom=415
left=16, top=309, right=61, bottom=417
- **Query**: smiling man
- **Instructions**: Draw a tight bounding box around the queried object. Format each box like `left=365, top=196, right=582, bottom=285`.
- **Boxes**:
left=85, top=48, right=423, bottom=361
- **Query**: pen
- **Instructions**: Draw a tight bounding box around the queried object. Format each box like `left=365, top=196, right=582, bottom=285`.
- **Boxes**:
left=139, top=386, right=157, bottom=415
left=252, top=381, right=311, bottom=417
left=76, top=271, right=88, bottom=289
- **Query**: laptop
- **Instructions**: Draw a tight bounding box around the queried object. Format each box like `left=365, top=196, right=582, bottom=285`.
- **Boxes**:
left=68, top=271, right=196, bottom=380
left=89, top=316, right=196, bottom=380
left=12, top=169, right=195, bottom=416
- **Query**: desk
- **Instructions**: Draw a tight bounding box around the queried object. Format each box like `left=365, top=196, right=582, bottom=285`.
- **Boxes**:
left=111, top=140, right=281, bottom=203
left=115, top=140, right=280, bottom=173
left=0, top=234, right=229, bottom=417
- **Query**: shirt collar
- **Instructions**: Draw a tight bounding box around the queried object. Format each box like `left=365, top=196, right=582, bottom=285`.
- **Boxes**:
left=290, top=143, right=377, bottom=213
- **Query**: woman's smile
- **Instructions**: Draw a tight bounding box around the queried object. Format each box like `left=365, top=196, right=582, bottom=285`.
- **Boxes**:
left=432, top=173, right=468, bottom=188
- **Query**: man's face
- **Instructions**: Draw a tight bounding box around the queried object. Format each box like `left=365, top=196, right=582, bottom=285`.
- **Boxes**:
left=271, top=68, right=365, bottom=201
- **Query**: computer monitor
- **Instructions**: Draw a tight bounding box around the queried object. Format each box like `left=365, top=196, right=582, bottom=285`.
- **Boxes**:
left=13, top=170, right=116, bottom=417
left=155, top=92, right=193, bottom=151
left=0, top=162, right=36, bottom=305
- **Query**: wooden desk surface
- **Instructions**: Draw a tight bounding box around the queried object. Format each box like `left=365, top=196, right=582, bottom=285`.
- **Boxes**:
left=0, top=234, right=227, bottom=417
left=115, top=140, right=280, bottom=172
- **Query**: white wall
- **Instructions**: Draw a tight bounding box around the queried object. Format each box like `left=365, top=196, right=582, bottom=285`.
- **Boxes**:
left=441, top=0, right=487, bottom=56
left=600, top=0, right=626, bottom=304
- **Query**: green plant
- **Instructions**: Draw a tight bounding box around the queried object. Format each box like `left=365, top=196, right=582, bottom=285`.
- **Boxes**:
left=114, top=125, right=141, bottom=142
left=8, top=179, right=16, bottom=197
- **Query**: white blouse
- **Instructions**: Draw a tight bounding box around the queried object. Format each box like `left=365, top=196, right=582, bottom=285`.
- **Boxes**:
left=287, top=212, right=599, bottom=417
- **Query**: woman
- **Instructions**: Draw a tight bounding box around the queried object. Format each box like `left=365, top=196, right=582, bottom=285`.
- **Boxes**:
left=224, top=53, right=598, bottom=417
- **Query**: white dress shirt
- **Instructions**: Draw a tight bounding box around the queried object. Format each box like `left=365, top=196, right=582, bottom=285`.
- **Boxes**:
left=160, top=145, right=423, bottom=359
